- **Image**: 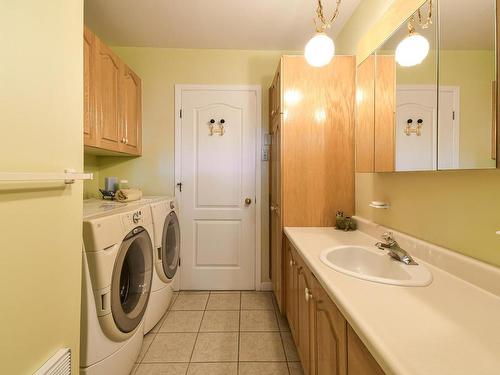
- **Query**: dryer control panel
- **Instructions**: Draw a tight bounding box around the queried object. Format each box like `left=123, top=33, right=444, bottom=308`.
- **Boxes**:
left=122, top=209, right=146, bottom=232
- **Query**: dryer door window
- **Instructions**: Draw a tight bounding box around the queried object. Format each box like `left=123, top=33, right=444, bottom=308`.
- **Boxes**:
left=161, top=211, right=180, bottom=280
left=111, top=227, right=153, bottom=333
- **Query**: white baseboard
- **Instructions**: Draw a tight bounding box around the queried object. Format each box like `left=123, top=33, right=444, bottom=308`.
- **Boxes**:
left=260, top=282, right=273, bottom=291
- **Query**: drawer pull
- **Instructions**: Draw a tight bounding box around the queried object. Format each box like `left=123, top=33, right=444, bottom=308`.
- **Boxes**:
left=305, top=287, right=313, bottom=302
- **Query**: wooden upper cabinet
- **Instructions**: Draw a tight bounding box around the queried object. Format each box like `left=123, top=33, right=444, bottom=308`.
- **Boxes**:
left=119, top=65, right=142, bottom=155
left=95, top=38, right=121, bottom=152
left=83, top=27, right=97, bottom=146
left=347, top=325, right=385, bottom=375
left=312, top=277, right=347, bottom=375
left=83, top=27, right=142, bottom=155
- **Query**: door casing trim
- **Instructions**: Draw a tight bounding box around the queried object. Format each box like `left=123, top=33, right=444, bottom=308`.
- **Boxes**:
left=174, top=84, right=262, bottom=290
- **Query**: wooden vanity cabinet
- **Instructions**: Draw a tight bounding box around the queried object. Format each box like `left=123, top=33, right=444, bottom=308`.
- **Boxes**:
left=347, top=325, right=385, bottom=375
left=311, top=276, right=347, bottom=375
left=269, top=56, right=355, bottom=313
left=83, top=26, right=142, bottom=156
left=283, top=237, right=385, bottom=375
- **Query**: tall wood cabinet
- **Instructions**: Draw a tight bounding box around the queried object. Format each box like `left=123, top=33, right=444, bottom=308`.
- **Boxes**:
left=269, top=56, right=355, bottom=312
left=84, top=26, right=142, bottom=156
left=284, top=237, right=385, bottom=375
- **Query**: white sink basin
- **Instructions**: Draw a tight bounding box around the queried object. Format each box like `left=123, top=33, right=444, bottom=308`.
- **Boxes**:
left=320, top=245, right=432, bottom=287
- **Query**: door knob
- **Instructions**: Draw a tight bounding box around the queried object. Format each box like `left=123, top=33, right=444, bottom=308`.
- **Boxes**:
left=245, top=198, right=252, bottom=205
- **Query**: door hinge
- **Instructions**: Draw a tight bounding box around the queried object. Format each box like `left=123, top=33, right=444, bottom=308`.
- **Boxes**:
left=180, top=109, right=182, bottom=118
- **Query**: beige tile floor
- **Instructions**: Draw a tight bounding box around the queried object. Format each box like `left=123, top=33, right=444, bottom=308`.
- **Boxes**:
left=133, top=291, right=305, bottom=375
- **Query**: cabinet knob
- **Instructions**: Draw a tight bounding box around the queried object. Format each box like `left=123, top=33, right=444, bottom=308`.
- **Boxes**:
left=305, top=287, right=313, bottom=302
left=289, top=259, right=293, bottom=267
left=121, top=137, right=126, bottom=143
left=245, top=198, right=252, bottom=205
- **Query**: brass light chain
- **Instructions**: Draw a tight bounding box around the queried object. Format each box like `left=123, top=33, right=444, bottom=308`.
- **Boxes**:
left=314, top=0, right=342, bottom=32
left=408, top=0, right=433, bottom=34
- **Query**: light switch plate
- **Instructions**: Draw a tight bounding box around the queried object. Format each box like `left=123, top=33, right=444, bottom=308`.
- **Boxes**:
left=261, top=146, right=270, bottom=161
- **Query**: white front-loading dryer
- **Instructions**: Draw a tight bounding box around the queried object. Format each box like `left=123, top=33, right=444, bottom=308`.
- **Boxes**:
left=143, top=196, right=180, bottom=333
left=81, top=203, right=154, bottom=375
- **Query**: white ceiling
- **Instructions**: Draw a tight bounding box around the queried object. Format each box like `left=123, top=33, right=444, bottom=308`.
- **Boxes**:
left=84, top=0, right=362, bottom=50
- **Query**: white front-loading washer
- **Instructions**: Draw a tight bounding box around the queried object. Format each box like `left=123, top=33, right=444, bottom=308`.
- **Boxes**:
left=143, top=196, right=180, bottom=333
left=81, top=203, right=154, bottom=375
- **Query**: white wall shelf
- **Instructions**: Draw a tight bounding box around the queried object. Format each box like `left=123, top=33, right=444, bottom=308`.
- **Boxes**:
left=0, top=169, right=93, bottom=184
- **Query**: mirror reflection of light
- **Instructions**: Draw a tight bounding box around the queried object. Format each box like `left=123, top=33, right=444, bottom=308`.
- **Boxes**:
left=314, top=108, right=327, bottom=123
left=356, top=89, right=364, bottom=105
left=284, top=89, right=303, bottom=107
left=395, top=33, right=429, bottom=67
left=283, top=110, right=288, bottom=121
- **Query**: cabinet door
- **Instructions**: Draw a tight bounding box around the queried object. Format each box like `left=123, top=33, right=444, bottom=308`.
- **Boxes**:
left=355, top=55, right=375, bottom=172
left=83, top=27, right=97, bottom=146
left=284, top=240, right=298, bottom=340
left=312, top=278, right=347, bottom=375
left=270, top=119, right=283, bottom=311
left=347, top=325, right=385, bottom=375
left=95, top=38, right=121, bottom=152
left=119, top=65, right=142, bottom=155
left=374, top=55, right=396, bottom=172
left=297, top=262, right=313, bottom=375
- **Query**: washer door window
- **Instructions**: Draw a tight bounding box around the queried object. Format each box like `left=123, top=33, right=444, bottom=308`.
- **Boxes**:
left=159, top=211, right=180, bottom=281
left=111, top=227, right=153, bottom=333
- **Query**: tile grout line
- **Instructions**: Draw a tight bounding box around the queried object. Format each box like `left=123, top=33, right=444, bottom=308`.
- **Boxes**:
left=185, top=291, right=210, bottom=374
left=273, top=296, right=292, bottom=375
left=237, top=291, right=242, bottom=375
left=136, top=291, right=179, bottom=372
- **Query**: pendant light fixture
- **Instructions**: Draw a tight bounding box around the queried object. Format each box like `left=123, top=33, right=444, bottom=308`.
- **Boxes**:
left=305, top=0, right=341, bottom=68
left=395, top=0, right=433, bottom=67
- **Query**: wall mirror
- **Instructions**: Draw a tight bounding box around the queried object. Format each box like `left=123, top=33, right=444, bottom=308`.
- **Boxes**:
left=439, top=0, right=497, bottom=169
left=355, top=0, right=498, bottom=172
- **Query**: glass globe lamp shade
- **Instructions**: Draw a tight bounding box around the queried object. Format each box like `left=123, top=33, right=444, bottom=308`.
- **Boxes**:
left=305, top=32, right=335, bottom=67
left=395, top=33, right=430, bottom=67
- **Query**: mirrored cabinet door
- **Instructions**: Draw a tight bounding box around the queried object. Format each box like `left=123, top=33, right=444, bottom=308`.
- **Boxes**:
left=376, top=1, right=438, bottom=172
left=355, top=0, right=499, bottom=173
left=438, top=0, right=497, bottom=170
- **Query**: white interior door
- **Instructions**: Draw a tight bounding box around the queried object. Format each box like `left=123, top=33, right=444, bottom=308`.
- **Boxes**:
left=396, top=86, right=437, bottom=171
left=177, top=86, right=258, bottom=290
left=396, top=85, right=459, bottom=171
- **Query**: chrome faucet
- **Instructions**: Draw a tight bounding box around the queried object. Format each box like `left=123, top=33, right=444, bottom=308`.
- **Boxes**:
left=375, top=232, right=418, bottom=265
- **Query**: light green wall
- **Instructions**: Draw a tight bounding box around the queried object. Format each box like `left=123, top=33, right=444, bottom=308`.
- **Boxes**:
left=85, top=47, right=298, bottom=282
left=84, top=154, right=100, bottom=199
left=337, top=1, right=500, bottom=267
left=0, top=1, right=83, bottom=373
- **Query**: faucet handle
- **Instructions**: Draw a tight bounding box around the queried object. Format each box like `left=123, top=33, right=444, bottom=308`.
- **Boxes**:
left=381, top=231, right=395, bottom=242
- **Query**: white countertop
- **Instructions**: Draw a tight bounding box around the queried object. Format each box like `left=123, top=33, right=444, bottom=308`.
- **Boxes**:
left=284, top=227, right=500, bottom=375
